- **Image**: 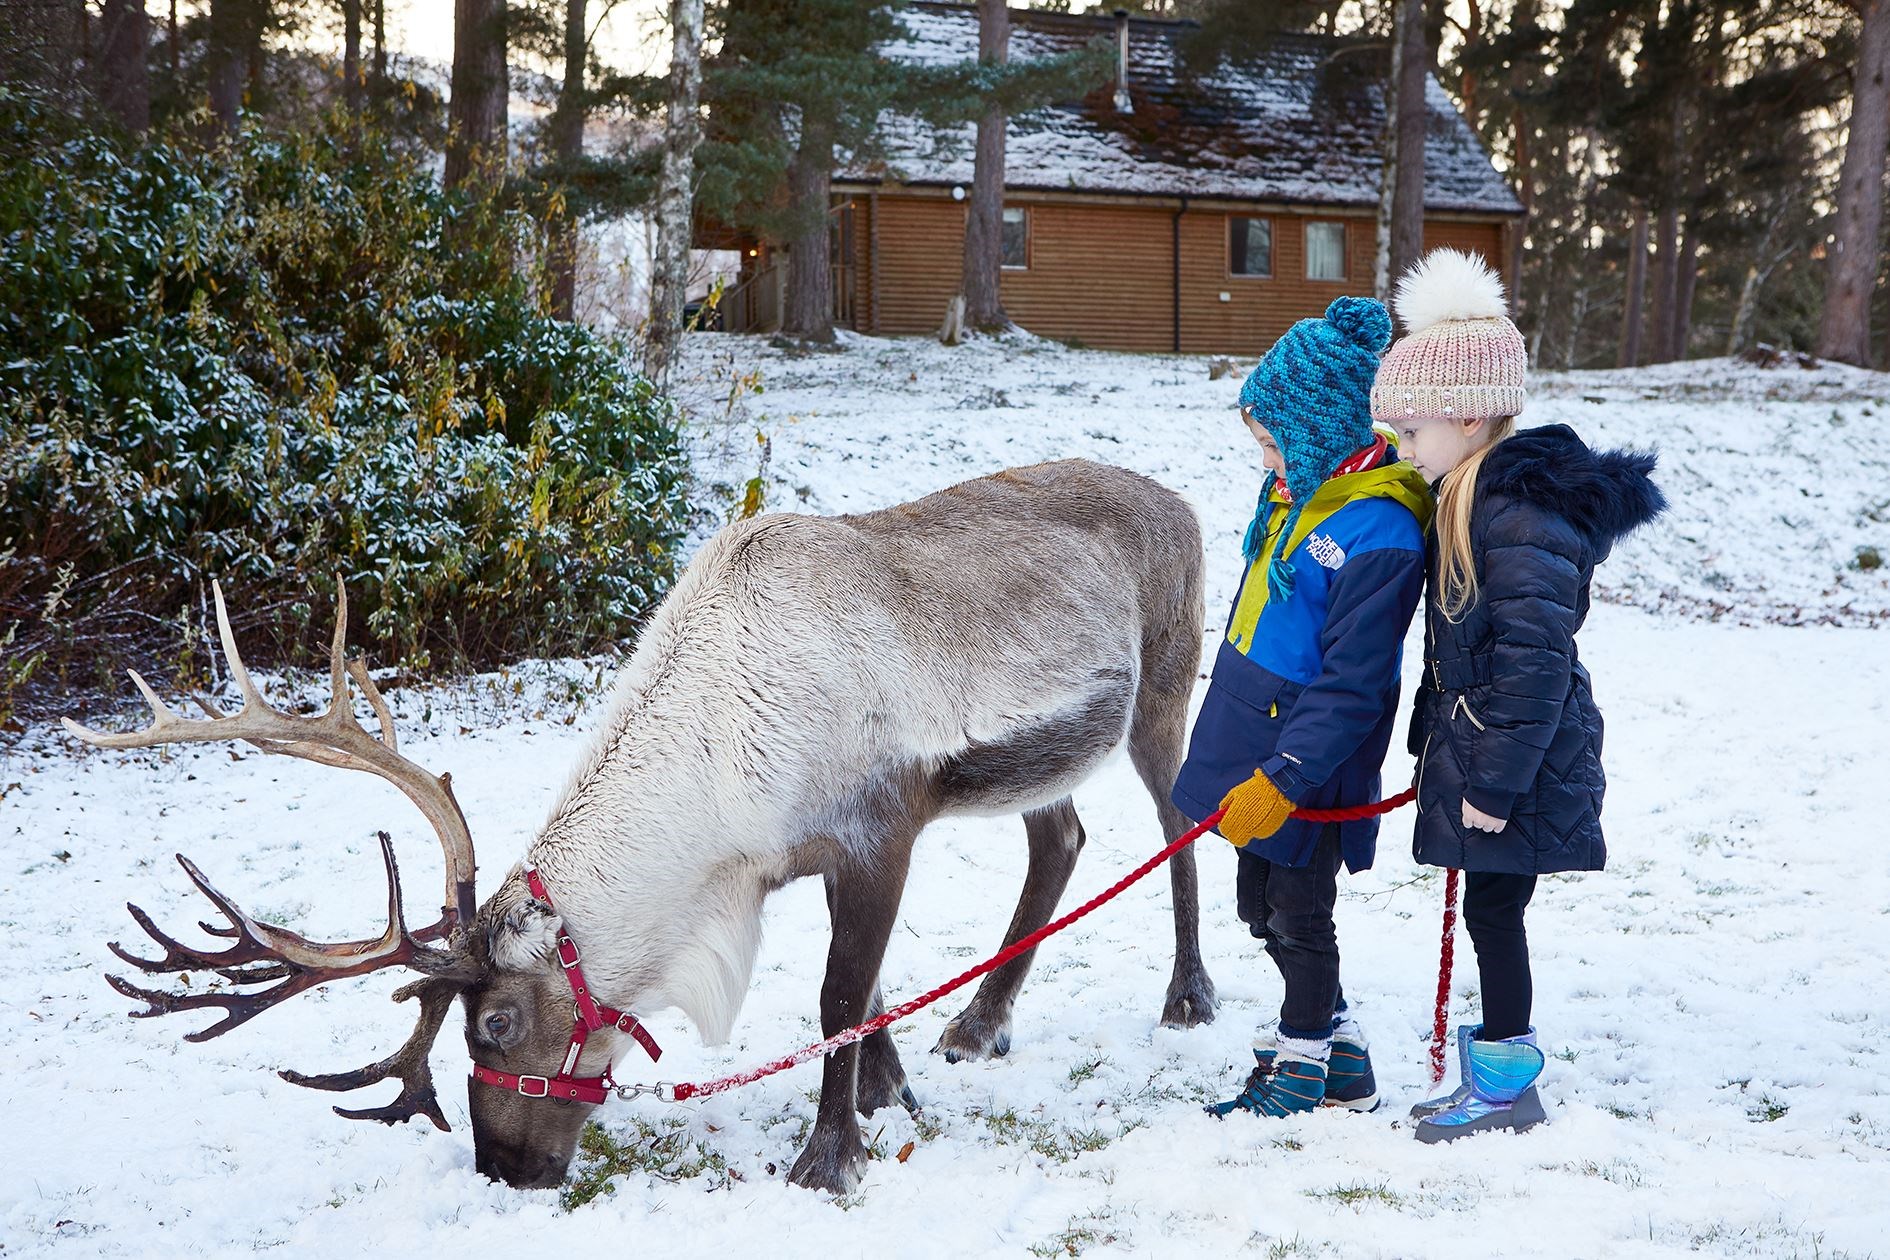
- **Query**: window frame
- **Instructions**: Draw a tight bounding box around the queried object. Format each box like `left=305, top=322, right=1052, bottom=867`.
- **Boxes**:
left=1000, top=205, right=1031, bottom=271
left=1303, top=220, right=1349, bottom=282
left=1226, top=214, right=1275, bottom=280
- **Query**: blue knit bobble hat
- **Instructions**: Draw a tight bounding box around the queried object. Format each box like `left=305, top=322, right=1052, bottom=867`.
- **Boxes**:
left=1238, top=296, right=1394, bottom=599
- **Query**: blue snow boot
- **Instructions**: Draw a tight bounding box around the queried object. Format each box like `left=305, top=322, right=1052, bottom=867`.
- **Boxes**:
left=1206, top=1033, right=1328, bottom=1119
left=1324, top=1014, right=1380, bottom=1113
left=1414, top=1029, right=1547, bottom=1143
left=1409, top=1024, right=1480, bottom=1119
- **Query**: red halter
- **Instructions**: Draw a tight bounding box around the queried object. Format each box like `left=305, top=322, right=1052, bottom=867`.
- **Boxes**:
left=469, top=866, right=663, bottom=1104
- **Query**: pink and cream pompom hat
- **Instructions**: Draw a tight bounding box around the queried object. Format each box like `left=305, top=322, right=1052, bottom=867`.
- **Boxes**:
left=1370, top=247, right=1526, bottom=425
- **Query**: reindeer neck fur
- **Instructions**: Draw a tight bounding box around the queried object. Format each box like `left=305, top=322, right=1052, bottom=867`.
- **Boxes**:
left=494, top=520, right=879, bottom=1045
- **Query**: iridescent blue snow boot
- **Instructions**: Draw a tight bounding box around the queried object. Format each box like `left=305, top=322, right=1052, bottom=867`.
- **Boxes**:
left=1413, top=1029, right=1547, bottom=1143
left=1409, top=1024, right=1480, bottom=1119
left=1324, top=1012, right=1381, bottom=1113
left=1206, top=1032, right=1328, bottom=1119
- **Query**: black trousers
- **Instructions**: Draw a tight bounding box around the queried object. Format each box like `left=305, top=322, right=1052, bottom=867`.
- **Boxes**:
left=1462, top=870, right=1537, bottom=1041
left=1235, top=824, right=1345, bottom=1040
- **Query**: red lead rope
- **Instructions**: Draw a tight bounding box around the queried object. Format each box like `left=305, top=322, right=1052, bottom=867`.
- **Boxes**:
left=1429, top=867, right=1461, bottom=1086
left=650, top=788, right=1419, bottom=1104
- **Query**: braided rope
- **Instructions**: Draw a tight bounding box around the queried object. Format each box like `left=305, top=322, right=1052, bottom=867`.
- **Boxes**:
left=1428, top=867, right=1462, bottom=1085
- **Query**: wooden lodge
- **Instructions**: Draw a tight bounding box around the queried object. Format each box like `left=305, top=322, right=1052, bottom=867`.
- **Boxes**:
left=712, top=4, right=1524, bottom=355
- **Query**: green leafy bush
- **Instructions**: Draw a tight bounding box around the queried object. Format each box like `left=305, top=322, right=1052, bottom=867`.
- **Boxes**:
left=0, top=88, right=689, bottom=718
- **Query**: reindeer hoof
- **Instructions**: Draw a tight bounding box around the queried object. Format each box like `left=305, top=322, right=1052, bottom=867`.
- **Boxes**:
left=933, top=1010, right=1012, bottom=1063
left=787, top=1125, right=866, bottom=1195
left=856, top=1047, right=919, bottom=1117
left=1160, top=971, right=1218, bottom=1029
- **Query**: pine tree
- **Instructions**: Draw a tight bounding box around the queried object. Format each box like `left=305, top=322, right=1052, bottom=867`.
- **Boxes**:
left=446, top=0, right=508, bottom=189
left=645, top=0, right=705, bottom=380
left=95, top=0, right=151, bottom=131
left=959, top=0, right=1011, bottom=333
left=1819, top=0, right=1890, bottom=366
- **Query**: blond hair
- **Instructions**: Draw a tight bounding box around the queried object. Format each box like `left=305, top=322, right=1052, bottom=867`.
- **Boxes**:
left=1434, top=416, right=1517, bottom=621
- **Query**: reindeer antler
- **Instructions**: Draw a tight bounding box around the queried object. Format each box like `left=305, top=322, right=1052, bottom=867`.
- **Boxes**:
left=67, top=580, right=485, bottom=1126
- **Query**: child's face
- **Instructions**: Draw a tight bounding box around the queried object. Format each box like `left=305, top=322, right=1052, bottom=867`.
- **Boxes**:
left=1397, top=415, right=1492, bottom=482
left=1242, top=411, right=1287, bottom=477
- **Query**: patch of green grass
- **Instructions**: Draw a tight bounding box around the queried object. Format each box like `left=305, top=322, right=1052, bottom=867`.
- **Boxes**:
left=970, top=1104, right=1140, bottom=1164
left=561, top=1117, right=731, bottom=1210
left=1028, top=1210, right=1122, bottom=1257
left=1748, top=1094, right=1791, bottom=1123
left=1602, top=1103, right=1650, bottom=1121
left=1569, top=1158, right=1646, bottom=1188
left=1305, top=1181, right=1404, bottom=1209
left=1068, top=1058, right=1107, bottom=1085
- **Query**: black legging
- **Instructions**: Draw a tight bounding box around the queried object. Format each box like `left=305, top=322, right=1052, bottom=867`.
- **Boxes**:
left=1462, top=871, right=1537, bottom=1041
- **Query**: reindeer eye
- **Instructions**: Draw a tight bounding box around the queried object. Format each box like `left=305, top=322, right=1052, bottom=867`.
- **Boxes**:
left=484, top=1011, right=513, bottom=1040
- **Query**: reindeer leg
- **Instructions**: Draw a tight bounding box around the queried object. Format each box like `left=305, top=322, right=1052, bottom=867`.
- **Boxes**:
left=934, top=797, right=1083, bottom=1064
left=1129, top=683, right=1218, bottom=1029
left=823, top=871, right=919, bottom=1118
left=788, top=840, right=914, bottom=1195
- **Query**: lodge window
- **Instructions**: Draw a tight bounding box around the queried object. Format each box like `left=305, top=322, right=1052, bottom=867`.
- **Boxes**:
left=1305, top=221, right=1347, bottom=281
left=1001, top=206, right=1030, bottom=269
left=1229, top=216, right=1272, bottom=277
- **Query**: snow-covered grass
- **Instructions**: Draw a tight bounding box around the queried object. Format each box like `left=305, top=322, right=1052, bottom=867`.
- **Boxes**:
left=5, top=335, right=1887, bottom=1258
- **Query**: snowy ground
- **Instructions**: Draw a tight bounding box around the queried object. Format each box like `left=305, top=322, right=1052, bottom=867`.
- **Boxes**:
left=6, top=336, right=1888, bottom=1258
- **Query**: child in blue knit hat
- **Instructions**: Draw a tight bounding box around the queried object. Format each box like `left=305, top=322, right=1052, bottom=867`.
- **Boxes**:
left=1172, top=296, right=1434, bottom=1119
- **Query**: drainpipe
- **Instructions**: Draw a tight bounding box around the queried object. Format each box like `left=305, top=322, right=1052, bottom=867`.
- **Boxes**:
left=1172, top=194, right=1188, bottom=353
left=1113, top=9, right=1133, bottom=113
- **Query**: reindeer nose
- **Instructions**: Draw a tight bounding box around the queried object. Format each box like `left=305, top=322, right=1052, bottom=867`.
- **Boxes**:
left=475, top=1141, right=566, bottom=1190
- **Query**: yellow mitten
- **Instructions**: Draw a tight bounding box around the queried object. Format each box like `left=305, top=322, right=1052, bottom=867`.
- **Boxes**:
left=1217, top=770, right=1295, bottom=847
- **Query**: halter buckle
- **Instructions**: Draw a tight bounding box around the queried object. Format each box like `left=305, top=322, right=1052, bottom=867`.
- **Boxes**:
left=515, top=1075, right=551, bottom=1098
left=557, top=936, right=582, bottom=969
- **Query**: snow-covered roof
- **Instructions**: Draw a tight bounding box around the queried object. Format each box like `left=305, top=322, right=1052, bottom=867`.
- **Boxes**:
left=846, top=3, right=1523, bottom=216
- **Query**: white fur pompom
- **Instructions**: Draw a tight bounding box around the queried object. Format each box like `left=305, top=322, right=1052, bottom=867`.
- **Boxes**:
left=1393, top=247, right=1509, bottom=335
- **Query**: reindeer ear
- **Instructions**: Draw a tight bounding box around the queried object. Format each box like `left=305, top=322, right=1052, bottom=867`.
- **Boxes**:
left=487, top=897, right=564, bottom=970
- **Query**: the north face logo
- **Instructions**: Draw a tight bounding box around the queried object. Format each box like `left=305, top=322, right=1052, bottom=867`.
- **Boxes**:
left=1305, top=533, right=1347, bottom=570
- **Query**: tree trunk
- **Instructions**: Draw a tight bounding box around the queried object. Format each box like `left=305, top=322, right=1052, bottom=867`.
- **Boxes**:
left=959, top=0, right=1010, bottom=332
left=1387, top=0, right=1429, bottom=289
left=445, top=0, right=508, bottom=190
left=343, top=0, right=362, bottom=110
left=1374, top=4, right=1402, bottom=300
left=642, top=0, right=704, bottom=378
left=782, top=117, right=835, bottom=343
left=1508, top=106, right=1530, bottom=318
left=95, top=0, right=150, bottom=131
left=546, top=0, right=588, bottom=322
left=169, top=0, right=179, bottom=84
left=1671, top=217, right=1700, bottom=361
left=1619, top=205, right=1648, bottom=368
left=246, top=11, right=265, bottom=97
left=1818, top=0, right=1890, bottom=366
left=1728, top=263, right=1763, bottom=357
left=207, top=0, right=246, bottom=129
left=373, top=0, right=386, bottom=85
left=1648, top=201, right=1679, bottom=363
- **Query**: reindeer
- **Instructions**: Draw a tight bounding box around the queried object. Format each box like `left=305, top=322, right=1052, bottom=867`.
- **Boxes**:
left=69, top=458, right=1217, bottom=1194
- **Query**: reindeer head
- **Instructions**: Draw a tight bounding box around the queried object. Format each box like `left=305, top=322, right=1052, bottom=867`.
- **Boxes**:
left=458, top=890, right=614, bottom=1188
left=65, top=581, right=635, bottom=1191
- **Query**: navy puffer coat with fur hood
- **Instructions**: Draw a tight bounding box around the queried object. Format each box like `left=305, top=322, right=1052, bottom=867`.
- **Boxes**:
left=1410, top=424, right=1665, bottom=874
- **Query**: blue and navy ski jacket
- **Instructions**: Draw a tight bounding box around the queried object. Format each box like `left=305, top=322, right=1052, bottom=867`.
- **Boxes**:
left=1173, top=454, right=1432, bottom=872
